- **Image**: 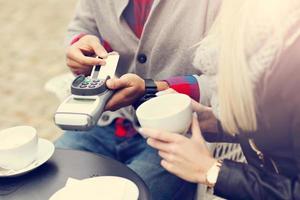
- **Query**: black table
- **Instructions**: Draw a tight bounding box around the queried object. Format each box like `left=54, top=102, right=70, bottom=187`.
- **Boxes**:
left=0, top=149, right=151, bottom=200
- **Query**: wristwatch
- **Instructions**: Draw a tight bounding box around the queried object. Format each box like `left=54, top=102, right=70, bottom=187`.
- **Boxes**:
left=144, top=79, right=157, bottom=95
left=133, top=79, right=158, bottom=109
left=205, top=160, right=223, bottom=188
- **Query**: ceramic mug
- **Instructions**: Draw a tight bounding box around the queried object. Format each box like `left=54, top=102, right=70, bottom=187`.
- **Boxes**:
left=0, top=126, right=38, bottom=170
left=136, top=93, right=193, bottom=134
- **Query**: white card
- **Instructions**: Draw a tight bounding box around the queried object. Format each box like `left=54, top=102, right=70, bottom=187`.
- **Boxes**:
left=98, top=51, right=120, bottom=79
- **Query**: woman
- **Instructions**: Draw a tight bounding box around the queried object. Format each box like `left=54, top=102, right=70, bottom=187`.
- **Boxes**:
left=139, top=0, right=300, bottom=199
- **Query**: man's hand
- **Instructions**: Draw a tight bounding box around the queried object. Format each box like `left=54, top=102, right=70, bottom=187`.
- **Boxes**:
left=105, top=74, right=145, bottom=111
left=66, top=35, right=108, bottom=75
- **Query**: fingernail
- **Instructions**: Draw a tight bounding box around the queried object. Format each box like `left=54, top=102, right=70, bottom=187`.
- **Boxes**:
left=106, top=80, right=113, bottom=87
left=138, top=128, right=144, bottom=133
left=146, top=138, right=152, bottom=145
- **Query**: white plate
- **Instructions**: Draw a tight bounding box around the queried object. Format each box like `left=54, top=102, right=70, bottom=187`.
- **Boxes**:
left=50, top=176, right=139, bottom=200
left=0, top=138, right=55, bottom=177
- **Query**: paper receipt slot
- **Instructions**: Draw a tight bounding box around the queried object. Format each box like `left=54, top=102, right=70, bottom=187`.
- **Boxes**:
left=54, top=52, right=119, bottom=131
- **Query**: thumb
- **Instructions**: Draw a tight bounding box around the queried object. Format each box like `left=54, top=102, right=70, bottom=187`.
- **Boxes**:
left=191, top=100, right=211, bottom=114
left=106, top=77, right=129, bottom=90
left=191, top=112, right=205, bottom=142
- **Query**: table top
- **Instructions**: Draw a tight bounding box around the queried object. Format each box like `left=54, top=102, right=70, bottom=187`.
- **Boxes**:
left=0, top=149, right=151, bottom=200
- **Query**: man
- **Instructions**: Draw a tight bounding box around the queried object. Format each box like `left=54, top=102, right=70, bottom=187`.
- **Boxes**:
left=55, top=0, right=220, bottom=199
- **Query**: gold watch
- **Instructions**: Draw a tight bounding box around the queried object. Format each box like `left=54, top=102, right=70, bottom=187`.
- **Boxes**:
left=205, top=160, right=223, bottom=188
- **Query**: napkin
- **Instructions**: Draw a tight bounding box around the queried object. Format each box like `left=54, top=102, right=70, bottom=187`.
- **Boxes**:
left=50, top=176, right=139, bottom=200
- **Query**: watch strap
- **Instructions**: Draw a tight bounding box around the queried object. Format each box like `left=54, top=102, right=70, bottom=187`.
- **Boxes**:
left=133, top=79, right=157, bottom=109
left=144, top=79, right=157, bottom=94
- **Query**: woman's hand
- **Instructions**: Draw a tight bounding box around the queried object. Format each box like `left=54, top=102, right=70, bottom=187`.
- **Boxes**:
left=191, top=101, right=218, bottom=133
left=157, top=89, right=219, bottom=133
left=139, top=114, right=217, bottom=184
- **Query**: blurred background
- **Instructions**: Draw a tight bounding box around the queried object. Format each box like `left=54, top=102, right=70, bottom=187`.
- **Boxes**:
left=0, top=0, right=77, bottom=141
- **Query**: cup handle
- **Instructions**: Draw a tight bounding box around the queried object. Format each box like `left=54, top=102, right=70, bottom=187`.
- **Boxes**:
left=131, top=122, right=149, bottom=139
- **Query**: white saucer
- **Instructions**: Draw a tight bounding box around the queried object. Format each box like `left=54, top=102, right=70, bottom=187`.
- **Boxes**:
left=0, top=138, right=55, bottom=177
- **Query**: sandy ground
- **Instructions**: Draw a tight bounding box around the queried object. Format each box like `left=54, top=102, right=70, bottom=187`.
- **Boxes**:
left=0, top=0, right=77, bottom=141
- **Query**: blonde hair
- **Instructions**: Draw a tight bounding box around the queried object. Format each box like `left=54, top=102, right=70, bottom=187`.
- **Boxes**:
left=213, top=0, right=292, bottom=134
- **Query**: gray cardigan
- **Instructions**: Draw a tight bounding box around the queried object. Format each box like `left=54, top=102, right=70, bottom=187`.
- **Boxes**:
left=65, top=0, right=220, bottom=125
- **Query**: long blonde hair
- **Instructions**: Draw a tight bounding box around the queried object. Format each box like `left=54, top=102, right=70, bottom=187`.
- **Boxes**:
left=213, top=0, right=295, bottom=134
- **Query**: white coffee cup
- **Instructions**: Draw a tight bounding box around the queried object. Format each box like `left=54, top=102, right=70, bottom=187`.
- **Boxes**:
left=0, top=126, right=38, bottom=170
left=136, top=93, right=192, bottom=134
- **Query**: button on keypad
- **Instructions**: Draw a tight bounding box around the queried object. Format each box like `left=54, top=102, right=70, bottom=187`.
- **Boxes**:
left=77, top=78, right=104, bottom=90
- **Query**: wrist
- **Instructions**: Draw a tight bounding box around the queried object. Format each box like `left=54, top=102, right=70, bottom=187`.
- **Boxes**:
left=133, top=79, right=157, bottom=109
left=195, top=157, right=215, bottom=184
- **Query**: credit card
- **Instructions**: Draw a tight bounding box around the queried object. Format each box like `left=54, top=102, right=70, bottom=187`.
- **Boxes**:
left=98, top=52, right=120, bottom=79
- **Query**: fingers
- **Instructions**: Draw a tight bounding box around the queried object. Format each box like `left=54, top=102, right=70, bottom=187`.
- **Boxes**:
left=65, top=35, right=108, bottom=74
left=66, top=59, right=91, bottom=70
left=106, top=78, right=130, bottom=90
left=67, top=47, right=106, bottom=66
left=105, top=74, right=146, bottom=111
left=191, top=113, right=205, bottom=142
left=90, top=41, right=108, bottom=59
left=191, top=100, right=208, bottom=112
left=158, top=150, right=178, bottom=163
left=139, top=128, right=180, bottom=143
left=66, top=57, right=93, bottom=75
left=147, top=138, right=175, bottom=152
left=191, top=100, right=201, bottom=112
left=68, top=62, right=92, bottom=75
left=83, top=34, right=108, bottom=58
left=104, top=78, right=133, bottom=111
left=160, top=160, right=179, bottom=176
left=104, top=89, right=132, bottom=111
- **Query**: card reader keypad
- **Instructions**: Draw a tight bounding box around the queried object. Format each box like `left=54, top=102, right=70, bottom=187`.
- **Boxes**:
left=71, top=75, right=110, bottom=96
left=78, top=79, right=104, bottom=89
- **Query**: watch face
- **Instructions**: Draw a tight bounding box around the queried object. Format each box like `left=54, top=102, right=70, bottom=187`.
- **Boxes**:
left=207, top=165, right=220, bottom=185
